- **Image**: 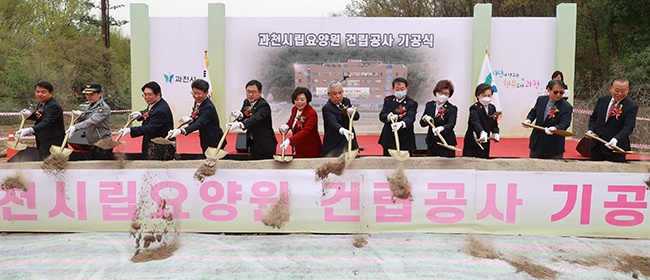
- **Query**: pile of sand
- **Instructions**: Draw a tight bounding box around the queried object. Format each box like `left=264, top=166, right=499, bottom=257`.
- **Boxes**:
left=387, top=165, right=411, bottom=199
left=41, top=154, right=68, bottom=176
left=93, top=139, right=122, bottom=150
left=261, top=192, right=290, bottom=229
left=194, top=158, right=218, bottom=182
left=315, top=154, right=347, bottom=179
left=1, top=172, right=28, bottom=191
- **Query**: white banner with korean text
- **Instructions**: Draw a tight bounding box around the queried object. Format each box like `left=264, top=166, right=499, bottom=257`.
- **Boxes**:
left=0, top=169, right=647, bottom=237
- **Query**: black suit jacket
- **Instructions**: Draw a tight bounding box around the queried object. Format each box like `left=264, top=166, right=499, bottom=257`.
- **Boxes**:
left=238, top=98, right=277, bottom=156
left=130, top=98, right=175, bottom=157
left=378, top=95, right=418, bottom=150
left=419, top=100, right=458, bottom=146
left=588, top=96, right=638, bottom=152
left=526, top=96, right=573, bottom=156
left=184, top=97, right=225, bottom=153
left=462, top=102, right=499, bottom=158
left=27, top=97, right=65, bottom=159
left=321, top=97, right=360, bottom=157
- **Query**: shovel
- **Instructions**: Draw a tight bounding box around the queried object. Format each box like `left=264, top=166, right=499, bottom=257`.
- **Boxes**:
left=345, top=106, right=359, bottom=164
left=521, top=122, right=575, bottom=137
left=204, top=122, right=232, bottom=159
left=151, top=119, right=192, bottom=146
left=584, top=132, right=634, bottom=154
left=387, top=113, right=410, bottom=161
left=273, top=129, right=293, bottom=162
left=50, top=113, right=81, bottom=157
left=424, top=118, right=461, bottom=152
left=6, top=113, right=27, bottom=151
left=114, top=115, right=139, bottom=143
left=472, top=131, right=485, bottom=151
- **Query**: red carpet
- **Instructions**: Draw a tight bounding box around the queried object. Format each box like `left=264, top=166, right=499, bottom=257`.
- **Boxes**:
left=115, top=133, right=649, bottom=160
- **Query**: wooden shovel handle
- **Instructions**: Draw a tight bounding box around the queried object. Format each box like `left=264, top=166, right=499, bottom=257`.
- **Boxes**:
left=424, top=118, right=449, bottom=146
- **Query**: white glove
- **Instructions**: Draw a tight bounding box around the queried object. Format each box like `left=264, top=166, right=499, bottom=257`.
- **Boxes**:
left=544, top=126, right=557, bottom=135
left=129, top=111, right=142, bottom=120
left=168, top=128, right=182, bottom=138
left=66, top=126, right=76, bottom=135
left=522, top=119, right=532, bottom=128
left=493, top=133, right=500, bottom=142
left=391, top=121, right=405, bottom=132
left=20, top=109, right=32, bottom=118
left=388, top=113, right=398, bottom=122
left=433, top=126, right=444, bottom=136
left=72, top=110, right=83, bottom=117
left=118, top=127, right=131, bottom=136
left=479, top=131, right=489, bottom=143
left=422, top=114, right=433, bottom=123
left=17, top=127, right=34, bottom=136
left=339, top=127, right=354, bottom=141
left=280, top=138, right=290, bottom=150
left=180, top=116, right=192, bottom=124
left=229, top=121, right=243, bottom=132
left=230, top=110, right=243, bottom=120
left=279, top=124, right=290, bottom=134
left=605, top=138, right=618, bottom=150
left=586, top=130, right=594, bottom=136
left=346, top=107, right=356, bottom=117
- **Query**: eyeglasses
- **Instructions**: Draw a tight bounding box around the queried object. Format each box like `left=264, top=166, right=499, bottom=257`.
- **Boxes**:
left=246, top=90, right=259, bottom=95
left=190, top=91, right=206, bottom=96
left=551, top=90, right=564, bottom=95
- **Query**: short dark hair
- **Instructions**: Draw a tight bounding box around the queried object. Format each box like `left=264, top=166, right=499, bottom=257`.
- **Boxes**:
left=546, top=79, right=566, bottom=90
left=610, top=77, right=630, bottom=87
left=474, top=83, right=493, bottom=97
left=35, top=81, right=54, bottom=93
left=551, top=70, right=564, bottom=81
left=246, top=79, right=262, bottom=92
left=433, top=80, right=454, bottom=97
left=291, top=87, right=312, bottom=104
left=142, top=81, right=162, bottom=96
left=192, top=79, right=210, bottom=93
left=392, top=77, right=408, bottom=88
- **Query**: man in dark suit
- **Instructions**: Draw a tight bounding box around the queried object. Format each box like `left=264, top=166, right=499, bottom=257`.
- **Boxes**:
left=230, top=79, right=277, bottom=160
left=524, top=79, right=573, bottom=159
left=321, top=80, right=360, bottom=157
left=378, top=77, right=418, bottom=156
left=17, top=81, right=65, bottom=160
left=588, top=77, right=638, bottom=162
left=119, top=81, right=175, bottom=160
left=168, top=79, right=225, bottom=154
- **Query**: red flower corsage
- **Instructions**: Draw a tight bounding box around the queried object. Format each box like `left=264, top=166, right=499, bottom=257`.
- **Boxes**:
left=35, top=110, right=42, bottom=119
left=243, top=106, right=252, bottom=117
left=436, top=107, right=445, bottom=120
left=610, top=104, right=623, bottom=120
left=548, top=106, right=558, bottom=119
left=191, top=104, right=199, bottom=119
left=490, top=111, right=502, bottom=121
left=339, top=104, right=348, bottom=115
left=394, top=105, right=406, bottom=119
left=142, top=111, right=149, bottom=121
left=295, top=115, right=305, bottom=129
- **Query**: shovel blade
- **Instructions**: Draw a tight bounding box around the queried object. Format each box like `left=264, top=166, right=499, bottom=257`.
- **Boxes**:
left=50, top=145, right=73, bottom=157
left=6, top=141, right=27, bottom=151
left=346, top=149, right=359, bottom=164
left=273, top=155, right=293, bottom=162
left=204, top=147, right=228, bottom=159
left=437, top=142, right=461, bottom=152
left=388, top=149, right=409, bottom=161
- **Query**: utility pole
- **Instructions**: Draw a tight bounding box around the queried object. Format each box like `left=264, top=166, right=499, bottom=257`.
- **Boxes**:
left=101, top=0, right=110, bottom=48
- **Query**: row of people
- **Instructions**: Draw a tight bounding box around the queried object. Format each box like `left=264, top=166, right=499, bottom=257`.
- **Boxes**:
left=15, top=76, right=637, bottom=163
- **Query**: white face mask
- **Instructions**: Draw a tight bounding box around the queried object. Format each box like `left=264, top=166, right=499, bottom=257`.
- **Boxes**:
left=436, top=94, right=449, bottom=104
left=479, top=97, right=492, bottom=106
left=394, top=91, right=407, bottom=99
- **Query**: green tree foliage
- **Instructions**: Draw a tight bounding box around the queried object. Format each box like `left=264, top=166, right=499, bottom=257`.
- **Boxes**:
left=0, top=0, right=131, bottom=112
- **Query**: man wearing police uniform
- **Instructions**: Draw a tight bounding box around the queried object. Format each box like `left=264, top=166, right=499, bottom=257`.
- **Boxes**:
left=66, top=83, right=113, bottom=160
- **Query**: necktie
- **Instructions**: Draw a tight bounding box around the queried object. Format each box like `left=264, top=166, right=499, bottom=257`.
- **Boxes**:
left=606, top=98, right=616, bottom=121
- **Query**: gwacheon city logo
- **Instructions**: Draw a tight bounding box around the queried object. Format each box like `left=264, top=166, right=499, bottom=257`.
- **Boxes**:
left=163, top=73, right=197, bottom=84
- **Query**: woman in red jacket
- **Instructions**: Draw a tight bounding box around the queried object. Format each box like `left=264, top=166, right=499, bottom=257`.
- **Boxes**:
left=279, top=87, right=322, bottom=158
